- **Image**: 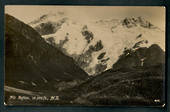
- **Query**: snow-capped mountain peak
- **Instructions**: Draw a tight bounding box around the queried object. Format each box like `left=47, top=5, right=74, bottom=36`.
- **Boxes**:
left=30, top=14, right=165, bottom=75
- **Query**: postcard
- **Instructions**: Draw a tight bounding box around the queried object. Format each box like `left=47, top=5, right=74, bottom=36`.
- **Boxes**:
left=4, top=6, right=165, bottom=106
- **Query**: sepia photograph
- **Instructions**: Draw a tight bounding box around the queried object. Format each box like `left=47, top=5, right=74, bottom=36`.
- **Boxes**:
left=4, top=6, right=165, bottom=106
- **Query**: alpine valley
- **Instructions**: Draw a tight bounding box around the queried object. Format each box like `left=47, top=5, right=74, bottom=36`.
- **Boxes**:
left=5, top=12, right=165, bottom=106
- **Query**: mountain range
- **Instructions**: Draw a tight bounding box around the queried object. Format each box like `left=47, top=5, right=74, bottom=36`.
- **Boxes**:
left=5, top=13, right=165, bottom=106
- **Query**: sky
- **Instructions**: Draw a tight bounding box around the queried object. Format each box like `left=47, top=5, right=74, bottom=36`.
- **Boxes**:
left=5, top=6, right=165, bottom=30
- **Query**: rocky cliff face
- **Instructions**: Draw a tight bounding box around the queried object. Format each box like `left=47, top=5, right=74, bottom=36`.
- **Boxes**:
left=112, top=44, right=165, bottom=70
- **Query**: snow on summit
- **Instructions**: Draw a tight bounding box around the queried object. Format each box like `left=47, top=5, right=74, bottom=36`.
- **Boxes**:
left=29, top=12, right=165, bottom=75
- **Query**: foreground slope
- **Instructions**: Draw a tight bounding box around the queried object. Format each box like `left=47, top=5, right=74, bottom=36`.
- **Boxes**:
left=5, top=14, right=88, bottom=92
left=58, top=45, right=165, bottom=106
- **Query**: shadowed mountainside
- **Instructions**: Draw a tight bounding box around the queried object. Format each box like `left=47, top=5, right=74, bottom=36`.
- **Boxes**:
left=58, top=45, right=165, bottom=106
left=5, top=14, right=89, bottom=92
